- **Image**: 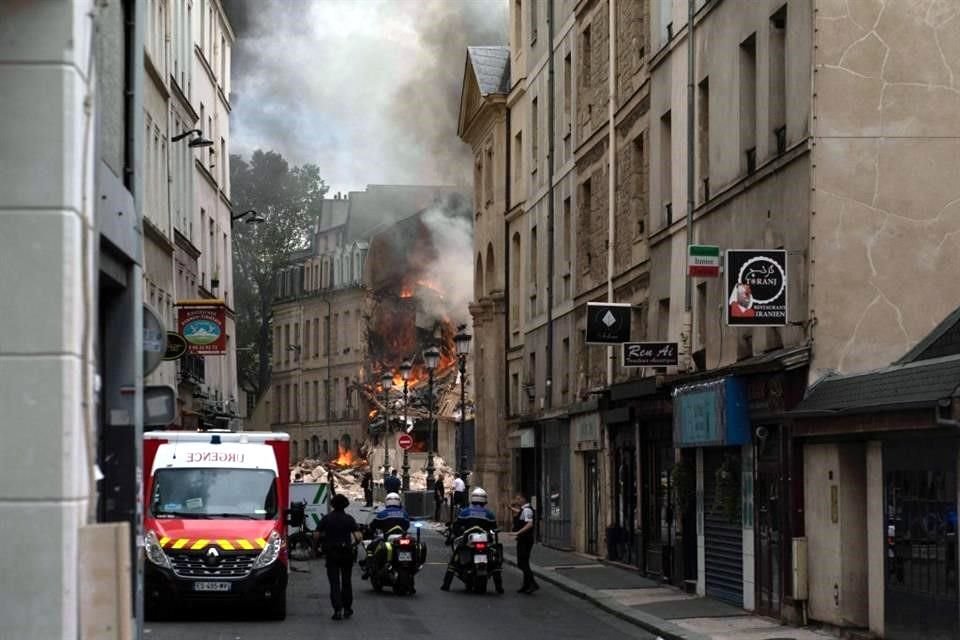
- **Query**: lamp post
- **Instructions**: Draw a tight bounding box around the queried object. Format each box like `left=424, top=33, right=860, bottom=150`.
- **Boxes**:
left=423, top=347, right=440, bottom=491
left=380, top=371, right=393, bottom=484
left=170, top=128, right=213, bottom=148
left=454, top=327, right=472, bottom=482
left=230, top=209, right=266, bottom=226
left=399, top=360, right=413, bottom=491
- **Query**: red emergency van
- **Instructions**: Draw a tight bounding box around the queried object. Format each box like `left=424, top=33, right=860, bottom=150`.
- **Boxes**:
left=142, top=431, right=291, bottom=620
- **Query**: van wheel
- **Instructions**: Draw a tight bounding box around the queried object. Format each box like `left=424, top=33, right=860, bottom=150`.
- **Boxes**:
left=268, top=589, right=287, bottom=621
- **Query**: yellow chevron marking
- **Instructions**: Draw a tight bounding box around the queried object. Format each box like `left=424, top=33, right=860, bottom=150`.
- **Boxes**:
left=171, top=538, right=189, bottom=549
left=236, top=539, right=254, bottom=550
left=217, top=539, right=235, bottom=551
left=255, top=538, right=267, bottom=549
left=190, top=539, right=210, bottom=550
left=159, top=537, right=170, bottom=548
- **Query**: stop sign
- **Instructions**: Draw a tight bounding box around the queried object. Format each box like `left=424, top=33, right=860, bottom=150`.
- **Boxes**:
left=398, top=434, right=413, bottom=450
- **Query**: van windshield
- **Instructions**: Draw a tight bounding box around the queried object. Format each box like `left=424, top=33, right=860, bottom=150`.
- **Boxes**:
left=151, top=468, right=277, bottom=520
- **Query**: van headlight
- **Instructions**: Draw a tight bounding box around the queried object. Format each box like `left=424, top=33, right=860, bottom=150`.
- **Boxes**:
left=253, top=531, right=284, bottom=569
left=144, top=531, right=171, bottom=568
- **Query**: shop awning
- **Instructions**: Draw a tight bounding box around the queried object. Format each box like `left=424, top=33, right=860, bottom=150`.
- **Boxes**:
left=791, top=354, right=960, bottom=417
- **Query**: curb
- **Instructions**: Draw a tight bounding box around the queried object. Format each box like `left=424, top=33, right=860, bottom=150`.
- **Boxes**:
left=502, top=552, right=711, bottom=640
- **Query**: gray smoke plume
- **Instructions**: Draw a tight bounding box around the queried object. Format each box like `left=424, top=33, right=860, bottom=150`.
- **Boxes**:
left=420, top=202, right=475, bottom=326
left=222, top=0, right=508, bottom=192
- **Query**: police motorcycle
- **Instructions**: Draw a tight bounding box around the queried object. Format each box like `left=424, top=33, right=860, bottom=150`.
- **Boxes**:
left=360, top=494, right=426, bottom=595
left=442, top=488, right=504, bottom=594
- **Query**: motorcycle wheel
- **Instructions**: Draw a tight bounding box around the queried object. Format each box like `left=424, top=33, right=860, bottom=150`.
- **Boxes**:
left=474, top=575, right=488, bottom=594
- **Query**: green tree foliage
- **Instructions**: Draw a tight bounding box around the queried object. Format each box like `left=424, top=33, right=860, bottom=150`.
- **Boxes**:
left=230, top=150, right=327, bottom=401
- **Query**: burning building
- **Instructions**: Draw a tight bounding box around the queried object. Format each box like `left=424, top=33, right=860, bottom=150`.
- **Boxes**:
left=270, top=185, right=472, bottom=471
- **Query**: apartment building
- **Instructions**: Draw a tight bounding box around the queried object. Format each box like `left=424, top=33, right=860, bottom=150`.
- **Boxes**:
left=465, top=1, right=960, bottom=636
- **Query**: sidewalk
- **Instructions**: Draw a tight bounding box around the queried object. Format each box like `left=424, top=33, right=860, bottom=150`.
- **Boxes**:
left=499, top=540, right=830, bottom=640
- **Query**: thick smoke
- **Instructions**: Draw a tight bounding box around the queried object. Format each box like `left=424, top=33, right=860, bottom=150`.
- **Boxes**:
left=222, top=0, right=507, bottom=192
left=421, top=204, right=475, bottom=326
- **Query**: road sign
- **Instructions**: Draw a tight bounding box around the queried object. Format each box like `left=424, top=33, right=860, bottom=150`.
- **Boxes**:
left=688, top=244, right=721, bottom=277
left=398, top=434, right=413, bottom=450
left=585, top=302, right=632, bottom=344
left=623, top=342, right=679, bottom=367
left=163, top=332, right=188, bottom=361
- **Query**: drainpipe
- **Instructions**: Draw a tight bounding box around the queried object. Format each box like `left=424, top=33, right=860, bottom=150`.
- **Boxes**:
left=505, top=106, right=512, bottom=419
left=606, top=0, right=617, bottom=387
left=546, top=0, right=556, bottom=410
left=684, top=0, right=696, bottom=363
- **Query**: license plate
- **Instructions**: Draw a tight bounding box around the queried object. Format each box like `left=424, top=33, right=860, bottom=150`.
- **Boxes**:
left=474, top=554, right=488, bottom=564
left=193, top=581, right=231, bottom=592
left=397, top=551, right=413, bottom=562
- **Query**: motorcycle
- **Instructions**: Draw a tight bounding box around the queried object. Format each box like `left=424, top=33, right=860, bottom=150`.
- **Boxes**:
left=362, top=522, right=426, bottom=595
left=445, top=526, right=502, bottom=594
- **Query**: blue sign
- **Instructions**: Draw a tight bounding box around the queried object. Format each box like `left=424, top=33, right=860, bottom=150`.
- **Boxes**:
left=673, top=377, right=750, bottom=448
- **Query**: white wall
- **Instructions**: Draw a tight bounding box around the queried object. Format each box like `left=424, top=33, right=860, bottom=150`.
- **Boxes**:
left=0, top=2, right=96, bottom=636
left=804, top=442, right=868, bottom=628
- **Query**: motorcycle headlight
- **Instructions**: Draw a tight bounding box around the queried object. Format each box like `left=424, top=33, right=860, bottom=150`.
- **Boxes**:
left=144, top=531, right=171, bottom=568
left=253, top=531, right=284, bottom=569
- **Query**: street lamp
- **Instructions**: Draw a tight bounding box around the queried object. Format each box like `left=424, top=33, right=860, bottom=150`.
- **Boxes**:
left=399, top=359, right=413, bottom=491
left=170, top=128, right=213, bottom=148
left=380, top=371, right=393, bottom=484
left=231, top=209, right=266, bottom=225
left=454, top=327, right=472, bottom=482
left=423, top=346, right=440, bottom=491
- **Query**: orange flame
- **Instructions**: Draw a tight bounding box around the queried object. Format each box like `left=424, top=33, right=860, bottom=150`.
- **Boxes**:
left=334, top=445, right=355, bottom=467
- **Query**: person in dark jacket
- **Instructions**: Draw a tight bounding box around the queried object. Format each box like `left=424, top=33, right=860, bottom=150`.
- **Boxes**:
left=507, top=493, right=538, bottom=593
left=441, top=487, right=503, bottom=594
left=433, top=473, right=445, bottom=521
left=361, top=471, right=373, bottom=507
left=317, top=494, right=361, bottom=620
left=384, top=468, right=402, bottom=494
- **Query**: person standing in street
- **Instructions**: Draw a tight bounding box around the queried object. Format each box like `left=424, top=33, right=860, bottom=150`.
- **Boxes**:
left=509, top=493, right=539, bottom=594
left=361, top=471, right=373, bottom=507
left=452, top=473, right=466, bottom=510
left=316, top=494, right=361, bottom=620
left=433, top=473, right=445, bottom=521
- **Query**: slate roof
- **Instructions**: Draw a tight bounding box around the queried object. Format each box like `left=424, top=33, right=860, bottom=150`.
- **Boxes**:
left=467, top=46, right=510, bottom=96
left=792, top=354, right=960, bottom=415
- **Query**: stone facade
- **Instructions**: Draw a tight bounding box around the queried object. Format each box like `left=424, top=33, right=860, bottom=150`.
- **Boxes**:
left=809, top=0, right=960, bottom=379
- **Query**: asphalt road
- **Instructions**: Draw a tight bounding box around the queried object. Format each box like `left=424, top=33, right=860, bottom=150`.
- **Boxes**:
left=144, top=527, right=654, bottom=640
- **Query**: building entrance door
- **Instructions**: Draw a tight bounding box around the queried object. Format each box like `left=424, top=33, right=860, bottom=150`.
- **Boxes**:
left=641, top=422, right=673, bottom=578
left=754, top=424, right=783, bottom=618
left=884, top=439, right=958, bottom=640
left=584, top=452, right=600, bottom=555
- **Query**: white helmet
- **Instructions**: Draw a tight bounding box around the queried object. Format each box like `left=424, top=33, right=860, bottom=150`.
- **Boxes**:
left=470, top=488, right=488, bottom=505
left=385, top=492, right=402, bottom=508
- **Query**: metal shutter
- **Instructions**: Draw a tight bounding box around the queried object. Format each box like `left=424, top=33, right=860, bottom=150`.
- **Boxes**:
left=703, top=449, right=743, bottom=606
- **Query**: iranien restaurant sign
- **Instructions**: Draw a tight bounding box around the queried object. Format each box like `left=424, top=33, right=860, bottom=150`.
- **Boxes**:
left=725, top=249, right=787, bottom=327
left=177, top=300, right=227, bottom=355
